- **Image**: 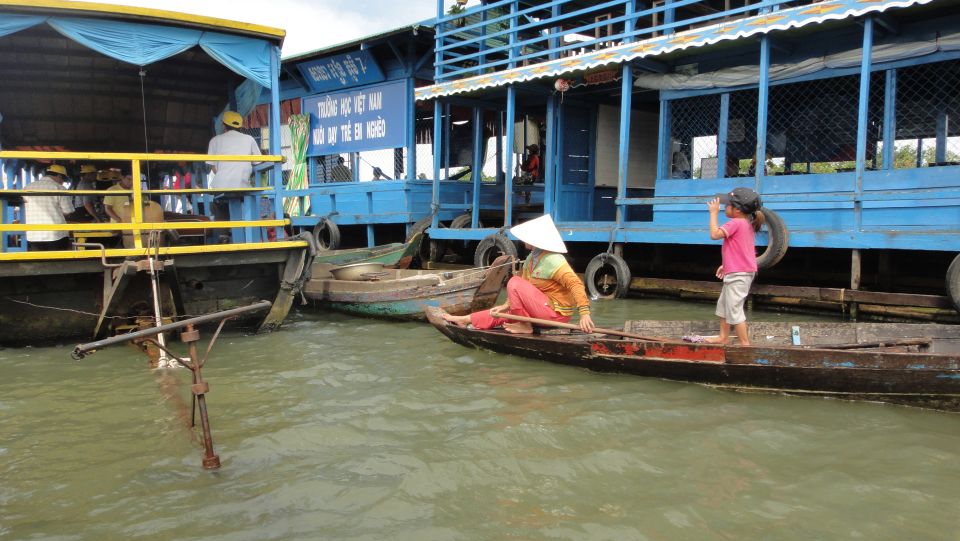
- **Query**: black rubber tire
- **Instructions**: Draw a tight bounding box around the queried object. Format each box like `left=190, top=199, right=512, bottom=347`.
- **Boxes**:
left=755, top=207, right=788, bottom=270
left=474, top=234, right=518, bottom=267
left=312, top=218, right=340, bottom=251
left=584, top=253, right=632, bottom=299
left=448, top=213, right=483, bottom=259
left=417, top=221, right=446, bottom=263
left=946, top=253, right=960, bottom=313
left=406, top=216, right=432, bottom=243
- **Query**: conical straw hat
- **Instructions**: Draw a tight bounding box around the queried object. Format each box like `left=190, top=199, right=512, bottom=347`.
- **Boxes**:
left=510, top=214, right=567, bottom=253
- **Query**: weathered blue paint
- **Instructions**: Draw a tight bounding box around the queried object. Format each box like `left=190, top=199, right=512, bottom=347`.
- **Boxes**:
left=504, top=84, right=516, bottom=227
left=471, top=106, right=483, bottom=225
left=545, top=95, right=556, bottom=216
left=754, top=358, right=771, bottom=365
left=882, top=69, right=896, bottom=170
left=755, top=36, right=769, bottom=194
left=855, top=17, right=873, bottom=195
left=269, top=46, right=284, bottom=236
left=716, top=93, right=729, bottom=180
left=616, top=64, right=633, bottom=226
left=823, top=361, right=857, bottom=368
left=936, top=373, right=960, bottom=380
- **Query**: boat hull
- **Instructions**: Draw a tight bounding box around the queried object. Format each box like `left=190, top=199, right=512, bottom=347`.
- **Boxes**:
left=0, top=245, right=310, bottom=346
left=424, top=308, right=960, bottom=411
left=306, top=257, right=511, bottom=321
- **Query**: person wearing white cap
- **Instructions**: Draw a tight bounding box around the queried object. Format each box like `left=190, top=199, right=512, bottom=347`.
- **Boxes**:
left=443, top=214, right=594, bottom=334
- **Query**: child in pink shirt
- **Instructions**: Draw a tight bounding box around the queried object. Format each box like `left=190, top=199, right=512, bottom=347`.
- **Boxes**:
left=707, top=187, right=765, bottom=345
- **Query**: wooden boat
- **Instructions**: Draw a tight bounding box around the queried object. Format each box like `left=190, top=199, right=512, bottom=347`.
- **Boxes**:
left=311, top=232, right=422, bottom=269
left=423, top=309, right=960, bottom=412
left=304, top=255, right=512, bottom=320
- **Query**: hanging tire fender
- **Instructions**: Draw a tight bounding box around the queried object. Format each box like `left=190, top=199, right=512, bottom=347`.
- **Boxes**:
left=755, top=207, right=788, bottom=270
left=449, top=213, right=484, bottom=259
left=406, top=216, right=432, bottom=243
left=312, top=217, right=340, bottom=251
left=945, top=253, right=960, bottom=313
left=474, top=234, right=518, bottom=267
left=584, top=252, right=632, bottom=299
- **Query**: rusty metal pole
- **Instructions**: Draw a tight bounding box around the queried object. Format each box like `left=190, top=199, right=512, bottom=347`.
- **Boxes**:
left=181, top=324, right=220, bottom=470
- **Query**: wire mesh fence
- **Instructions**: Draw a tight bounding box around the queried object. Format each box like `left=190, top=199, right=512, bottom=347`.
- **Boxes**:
left=668, top=94, right=719, bottom=179
left=890, top=59, right=960, bottom=169
left=726, top=88, right=759, bottom=176
left=766, top=74, right=861, bottom=174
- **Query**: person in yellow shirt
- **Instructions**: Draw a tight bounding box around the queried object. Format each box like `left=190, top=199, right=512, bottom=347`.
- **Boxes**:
left=102, top=170, right=129, bottom=222
left=102, top=172, right=165, bottom=247
left=442, top=214, right=594, bottom=334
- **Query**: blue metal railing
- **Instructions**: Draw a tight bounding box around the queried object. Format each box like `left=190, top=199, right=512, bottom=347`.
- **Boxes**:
left=435, top=0, right=821, bottom=82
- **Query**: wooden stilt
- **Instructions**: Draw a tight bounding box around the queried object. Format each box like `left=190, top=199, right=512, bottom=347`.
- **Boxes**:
left=851, top=249, right=862, bottom=321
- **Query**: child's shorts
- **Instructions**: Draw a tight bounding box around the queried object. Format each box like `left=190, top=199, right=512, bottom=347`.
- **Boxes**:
left=715, top=272, right=755, bottom=325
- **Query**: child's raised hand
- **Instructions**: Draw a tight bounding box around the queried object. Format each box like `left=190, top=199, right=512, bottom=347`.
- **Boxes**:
left=708, top=197, right=721, bottom=213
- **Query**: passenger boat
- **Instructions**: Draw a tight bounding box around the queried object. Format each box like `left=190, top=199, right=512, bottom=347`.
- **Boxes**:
left=305, top=256, right=511, bottom=321
left=424, top=308, right=960, bottom=412
left=311, top=232, right=422, bottom=268
left=0, top=2, right=311, bottom=345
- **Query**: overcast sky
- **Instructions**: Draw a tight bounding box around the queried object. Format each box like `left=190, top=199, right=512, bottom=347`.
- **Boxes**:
left=80, top=0, right=444, bottom=57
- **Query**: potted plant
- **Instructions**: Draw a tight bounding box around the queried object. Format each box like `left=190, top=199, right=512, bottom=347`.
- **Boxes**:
left=449, top=0, right=467, bottom=28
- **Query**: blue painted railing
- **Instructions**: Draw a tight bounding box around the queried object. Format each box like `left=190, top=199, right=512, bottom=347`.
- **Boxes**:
left=435, top=0, right=822, bottom=82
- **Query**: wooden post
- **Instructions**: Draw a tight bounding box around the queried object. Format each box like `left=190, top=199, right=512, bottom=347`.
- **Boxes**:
left=878, top=251, right=893, bottom=291
left=850, top=249, right=861, bottom=321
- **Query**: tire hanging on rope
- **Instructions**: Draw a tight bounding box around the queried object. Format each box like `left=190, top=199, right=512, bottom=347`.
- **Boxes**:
left=474, top=234, right=518, bottom=267
left=755, top=207, right=789, bottom=270
left=312, top=217, right=340, bottom=251
left=945, top=253, right=960, bottom=313
left=449, top=213, right=483, bottom=261
left=584, top=252, right=632, bottom=299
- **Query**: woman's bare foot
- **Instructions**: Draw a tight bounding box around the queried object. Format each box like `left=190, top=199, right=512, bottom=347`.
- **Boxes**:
left=503, top=321, right=533, bottom=334
left=702, top=335, right=727, bottom=344
left=442, top=311, right=472, bottom=328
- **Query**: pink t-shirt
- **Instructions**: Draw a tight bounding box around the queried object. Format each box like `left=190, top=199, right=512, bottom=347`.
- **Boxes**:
left=720, top=217, right=757, bottom=273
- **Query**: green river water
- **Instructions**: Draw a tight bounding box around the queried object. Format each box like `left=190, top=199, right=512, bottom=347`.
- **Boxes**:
left=1, top=298, right=958, bottom=540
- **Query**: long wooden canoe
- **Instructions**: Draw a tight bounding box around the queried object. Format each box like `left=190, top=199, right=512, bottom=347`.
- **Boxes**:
left=311, top=232, right=422, bottom=269
left=424, top=308, right=960, bottom=412
left=305, top=256, right=512, bottom=321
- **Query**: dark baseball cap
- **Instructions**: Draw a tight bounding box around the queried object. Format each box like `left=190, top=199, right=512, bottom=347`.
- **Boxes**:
left=716, top=187, right=761, bottom=214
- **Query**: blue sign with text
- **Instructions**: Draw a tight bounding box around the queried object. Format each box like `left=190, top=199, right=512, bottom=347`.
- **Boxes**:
left=304, top=80, right=408, bottom=156
left=297, top=51, right=385, bottom=93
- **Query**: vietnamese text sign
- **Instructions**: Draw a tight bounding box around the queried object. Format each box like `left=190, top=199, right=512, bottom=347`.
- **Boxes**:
left=304, top=80, right=407, bottom=156
left=297, top=50, right=385, bottom=93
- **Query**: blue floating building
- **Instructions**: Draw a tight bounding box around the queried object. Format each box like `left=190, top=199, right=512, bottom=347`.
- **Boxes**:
left=275, top=0, right=960, bottom=311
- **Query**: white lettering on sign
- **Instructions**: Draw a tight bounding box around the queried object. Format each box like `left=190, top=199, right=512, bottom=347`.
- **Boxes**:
left=365, top=117, right=386, bottom=139
left=308, top=64, right=331, bottom=82
left=317, top=96, right=338, bottom=119
left=307, top=81, right=404, bottom=153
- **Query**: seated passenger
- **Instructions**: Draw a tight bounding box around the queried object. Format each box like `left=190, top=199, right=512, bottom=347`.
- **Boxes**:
left=23, top=164, right=74, bottom=251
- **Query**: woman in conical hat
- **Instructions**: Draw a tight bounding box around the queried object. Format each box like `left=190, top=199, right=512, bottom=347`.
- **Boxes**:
left=443, top=214, right=594, bottom=334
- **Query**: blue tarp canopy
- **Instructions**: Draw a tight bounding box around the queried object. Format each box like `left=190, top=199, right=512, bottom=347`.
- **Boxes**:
left=0, top=13, right=275, bottom=89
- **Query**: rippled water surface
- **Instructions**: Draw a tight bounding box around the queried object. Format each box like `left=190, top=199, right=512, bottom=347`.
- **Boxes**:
left=1, top=298, right=958, bottom=540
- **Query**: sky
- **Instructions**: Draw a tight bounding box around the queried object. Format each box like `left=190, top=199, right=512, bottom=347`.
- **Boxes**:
left=80, top=0, right=443, bottom=57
